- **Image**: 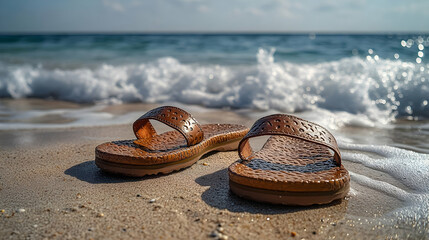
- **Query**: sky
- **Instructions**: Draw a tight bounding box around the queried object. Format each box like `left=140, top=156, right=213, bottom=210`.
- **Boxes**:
left=0, top=0, right=428, bottom=33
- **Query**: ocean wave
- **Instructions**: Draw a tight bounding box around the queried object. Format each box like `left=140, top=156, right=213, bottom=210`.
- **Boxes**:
left=1, top=48, right=428, bottom=122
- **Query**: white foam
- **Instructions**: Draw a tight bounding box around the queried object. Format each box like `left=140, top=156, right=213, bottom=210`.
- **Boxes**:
left=0, top=101, right=227, bottom=130
left=1, top=48, right=428, bottom=124
left=341, top=143, right=429, bottom=191
left=341, top=142, right=429, bottom=221
left=0, top=105, right=142, bottom=130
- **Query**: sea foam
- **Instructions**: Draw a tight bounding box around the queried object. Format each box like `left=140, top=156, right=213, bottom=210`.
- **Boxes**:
left=1, top=48, right=428, bottom=123
left=341, top=143, right=429, bottom=224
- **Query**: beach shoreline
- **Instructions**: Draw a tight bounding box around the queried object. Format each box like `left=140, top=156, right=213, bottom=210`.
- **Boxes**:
left=1, top=105, right=428, bottom=239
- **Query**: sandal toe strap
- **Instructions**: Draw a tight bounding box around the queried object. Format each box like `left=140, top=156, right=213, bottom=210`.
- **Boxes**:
left=133, top=106, right=204, bottom=146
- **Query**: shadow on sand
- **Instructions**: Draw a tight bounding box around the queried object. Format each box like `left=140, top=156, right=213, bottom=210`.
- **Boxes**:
left=64, top=152, right=221, bottom=184
left=195, top=168, right=343, bottom=215
left=64, top=160, right=160, bottom=184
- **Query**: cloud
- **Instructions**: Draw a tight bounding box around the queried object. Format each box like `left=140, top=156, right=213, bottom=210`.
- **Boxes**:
left=130, top=0, right=143, bottom=7
left=391, top=1, right=429, bottom=14
left=248, top=0, right=299, bottom=18
left=316, top=3, right=335, bottom=12
left=103, top=0, right=125, bottom=12
left=246, top=7, right=264, bottom=16
left=315, top=0, right=366, bottom=13
left=180, top=0, right=203, bottom=3
left=345, top=0, right=366, bottom=9
left=233, top=7, right=264, bottom=16
left=197, top=5, right=209, bottom=13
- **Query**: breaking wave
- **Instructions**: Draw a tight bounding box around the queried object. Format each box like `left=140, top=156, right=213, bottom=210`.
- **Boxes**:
left=1, top=48, right=428, bottom=123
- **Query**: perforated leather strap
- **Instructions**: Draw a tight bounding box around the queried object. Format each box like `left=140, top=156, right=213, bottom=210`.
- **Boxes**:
left=238, top=114, right=342, bottom=165
left=133, top=106, right=204, bottom=146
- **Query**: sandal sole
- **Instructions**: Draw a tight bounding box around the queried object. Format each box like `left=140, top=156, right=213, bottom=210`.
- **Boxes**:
left=95, top=139, right=240, bottom=177
left=229, top=180, right=350, bottom=206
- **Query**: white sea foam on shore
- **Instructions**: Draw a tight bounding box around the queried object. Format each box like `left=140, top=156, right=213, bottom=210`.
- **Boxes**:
left=342, top=143, right=429, bottom=225
left=0, top=104, right=142, bottom=130
left=0, top=101, right=400, bottom=131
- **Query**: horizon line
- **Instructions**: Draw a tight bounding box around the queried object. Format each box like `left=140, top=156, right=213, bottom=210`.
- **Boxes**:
left=1, top=30, right=428, bottom=35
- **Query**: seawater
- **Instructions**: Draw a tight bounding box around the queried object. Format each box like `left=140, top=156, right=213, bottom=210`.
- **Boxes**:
left=0, top=34, right=428, bottom=122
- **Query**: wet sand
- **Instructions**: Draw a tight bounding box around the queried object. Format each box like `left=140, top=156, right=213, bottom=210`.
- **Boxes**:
left=0, top=106, right=427, bottom=239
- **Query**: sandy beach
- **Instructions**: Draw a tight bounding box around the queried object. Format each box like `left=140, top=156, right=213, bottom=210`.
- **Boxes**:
left=1, top=103, right=427, bottom=239
left=1, top=2, right=429, bottom=238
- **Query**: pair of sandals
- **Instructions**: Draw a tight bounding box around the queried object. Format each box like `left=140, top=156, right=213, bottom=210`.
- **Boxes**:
left=95, top=106, right=350, bottom=206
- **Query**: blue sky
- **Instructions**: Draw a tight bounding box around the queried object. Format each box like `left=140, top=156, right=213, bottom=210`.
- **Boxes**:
left=0, top=0, right=428, bottom=32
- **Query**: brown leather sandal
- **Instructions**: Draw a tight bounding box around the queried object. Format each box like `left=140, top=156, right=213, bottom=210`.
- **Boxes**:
left=95, top=106, right=249, bottom=177
left=228, top=114, right=350, bottom=205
